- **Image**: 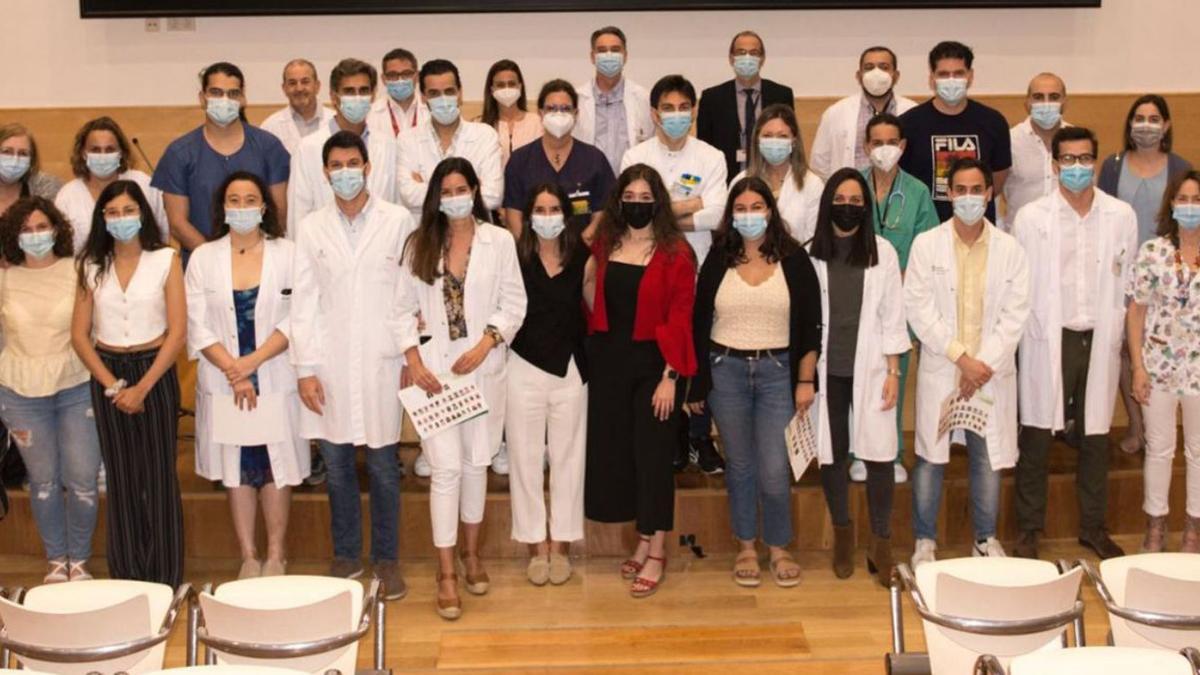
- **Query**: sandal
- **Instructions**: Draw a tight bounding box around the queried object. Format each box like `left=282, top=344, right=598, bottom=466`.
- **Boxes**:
left=457, top=553, right=490, bottom=595
left=733, top=549, right=762, bottom=588
left=620, top=535, right=651, bottom=579
left=631, top=555, right=666, bottom=598
left=436, top=572, right=463, bottom=621
left=44, top=559, right=69, bottom=584
left=769, top=553, right=803, bottom=588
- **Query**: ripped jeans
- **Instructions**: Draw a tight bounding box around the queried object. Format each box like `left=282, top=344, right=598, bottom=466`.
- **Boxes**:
left=0, top=382, right=101, bottom=561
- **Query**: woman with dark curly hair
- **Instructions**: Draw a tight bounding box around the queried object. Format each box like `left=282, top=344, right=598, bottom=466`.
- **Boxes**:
left=0, top=197, right=100, bottom=583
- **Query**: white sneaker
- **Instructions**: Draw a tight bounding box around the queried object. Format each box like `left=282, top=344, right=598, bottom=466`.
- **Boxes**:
left=911, top=539, right=937, bottom=568
left=848, top=460, right=867, bottom=482
left=894, top=463, right=908, bottom=484
left=413, top=452, right=432, bottom=478
left=492, top=443, right=510, bottom=475
left=972, top=537, right=1007, bottom=558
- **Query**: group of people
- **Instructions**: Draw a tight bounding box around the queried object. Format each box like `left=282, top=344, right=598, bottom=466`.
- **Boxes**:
left=1, top=27, right=1196, bottom=620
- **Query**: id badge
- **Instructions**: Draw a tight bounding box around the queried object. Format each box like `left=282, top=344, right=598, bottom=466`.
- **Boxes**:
left=735, top=148, right=747, bottom=164
left=569, top=189, right=591, bottom=217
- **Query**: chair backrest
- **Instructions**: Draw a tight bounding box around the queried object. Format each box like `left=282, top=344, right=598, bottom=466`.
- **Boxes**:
left=916, top=558, right=1081, bottom=675
left=1101, top=553, right=1200, bottom=650
left=1008, top=645, right=1194, bottom=675
left=201, top=575, right=362, bottom=675
left=145, top=666, right=311, bottom=675
left=1, top=579, right=172, bottom=674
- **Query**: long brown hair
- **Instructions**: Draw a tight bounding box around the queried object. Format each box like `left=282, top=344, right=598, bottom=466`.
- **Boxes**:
left=516, top=182, right=581, bottom=265
left=595, top=163, right=686, bottom=260
left=1, top=196, right=74, bottom=265
left=746, top=103, right=809, bottom=192
left=711, top=177, right=799, bottom=267
left=1157, top=170, right=1200, bottom=247
left=70, top=116, right=134, bottom=179
left=402, top=157, right=491, bottom=285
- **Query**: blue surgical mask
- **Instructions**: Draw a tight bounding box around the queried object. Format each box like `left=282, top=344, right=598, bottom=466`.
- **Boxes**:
left=1174, top=204, right=1200, bottom=231
left=385, top=78, right=415, bottom=103
left=428, top=96, right=461, bottom=126
left=1030, top=102, right=1062, bottom=130
left=339, top=95, right=372, bottom=124
left=106, top=215, right=142, bottom=242
left=329, top=168, right=365, bottom=200
left=595, top=52, right=624, bottom=78
left=440, top=194, right=474, bottom=220
left=758, top=137, right=793, bottom=166
left=935, top=77, right=969, bottom=106
left=733, top=54, right=761, bottom=79
left=18, top=231, right=55, bottom=259
left=225, top=207, right=263, bottom=234
left=86, top=152, right=121, bottom=179
left=952, top=194, right=987, bottom=225
left=732, top=212, right=768, bottom=240
left=659, top=111, right=692, bottom=140
left=1058, top=164, right=1094, bottom=193
left=531, top=214, right=566, bottom=240
left=0, top=155, right=31, bottom=183
left=206, top=97, right=241, bottom=127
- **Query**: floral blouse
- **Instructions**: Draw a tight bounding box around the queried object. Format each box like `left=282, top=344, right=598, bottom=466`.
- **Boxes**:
left=1127, top=236, right=1200, bottom=396
left=443, top=246, right=470, bottom=340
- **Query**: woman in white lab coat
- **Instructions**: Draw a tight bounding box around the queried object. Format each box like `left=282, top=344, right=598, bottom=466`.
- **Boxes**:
left=186, top=171, right=308, bottom=579
left=393, top=157, right=527, bottom=620
left=730, top=104, right=824, bottom=243
left=807, top=168, right=910, bottom=586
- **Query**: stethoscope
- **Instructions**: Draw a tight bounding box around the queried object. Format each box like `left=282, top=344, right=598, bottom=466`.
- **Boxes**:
left=873, top=178, right=907, bottom=230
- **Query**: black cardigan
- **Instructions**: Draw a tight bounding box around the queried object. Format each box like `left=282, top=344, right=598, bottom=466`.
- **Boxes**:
left=688, top=246, right=822, bottom=403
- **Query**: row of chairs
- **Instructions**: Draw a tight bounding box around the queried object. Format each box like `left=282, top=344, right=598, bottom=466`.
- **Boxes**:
left=0, top=576, right=387, bottom=675
left=887, top=552, right=1200, bottom=675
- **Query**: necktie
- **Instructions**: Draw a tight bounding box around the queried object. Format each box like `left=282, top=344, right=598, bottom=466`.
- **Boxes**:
left=743, top=89, right=757, bottom=163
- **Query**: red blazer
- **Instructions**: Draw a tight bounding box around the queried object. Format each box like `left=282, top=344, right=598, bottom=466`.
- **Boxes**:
left=587, top=237, right=698, bottom=376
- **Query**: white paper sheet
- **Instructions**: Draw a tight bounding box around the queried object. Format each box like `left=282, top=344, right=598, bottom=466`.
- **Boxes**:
left=398, top=374, right=489, bottom=440
left=785, top=409, right=818, bottom=481
left=938, top=391, right=994, bottom=439
left=211, top=393, right=286, bottom=445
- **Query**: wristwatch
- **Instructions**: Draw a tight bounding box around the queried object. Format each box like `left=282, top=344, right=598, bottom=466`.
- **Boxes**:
left=104, top=379, right=128, bottom=398
left=887, top=367, right=902, bottom=377
left=483, top=325, right=505, bottom=345
left=664, top=369, right=679, bottom=381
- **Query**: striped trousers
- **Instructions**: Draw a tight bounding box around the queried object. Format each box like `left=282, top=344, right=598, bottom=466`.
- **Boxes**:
left=91, top=348, right=183, bottom=587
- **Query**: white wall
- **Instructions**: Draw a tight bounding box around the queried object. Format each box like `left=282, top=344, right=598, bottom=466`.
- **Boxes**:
left=5, top=0, right=1195, bottom=108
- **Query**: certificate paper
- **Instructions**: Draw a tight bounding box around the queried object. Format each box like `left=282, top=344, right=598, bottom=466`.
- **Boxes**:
left=398, top=375, right=489, bottom=440
left=785, top=410, right=818, bottom=482
left=937, top=391, right=994, bottom=439
left=211, top=393, right=286, bottom=446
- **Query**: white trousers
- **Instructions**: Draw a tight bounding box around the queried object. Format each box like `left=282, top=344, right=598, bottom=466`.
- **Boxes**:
left=505, top=353, right=588, bottom=544
left=1142, top=387, right=1200, bottom=518
left=422, top=369, right=506, bottom=548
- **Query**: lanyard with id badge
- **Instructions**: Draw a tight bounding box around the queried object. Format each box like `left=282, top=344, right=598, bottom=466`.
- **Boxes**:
left=672, top=173, right=702, bottom=200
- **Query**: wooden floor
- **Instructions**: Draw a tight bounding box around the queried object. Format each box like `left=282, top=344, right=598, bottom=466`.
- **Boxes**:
left=0, top=535, right=1142, bottom=674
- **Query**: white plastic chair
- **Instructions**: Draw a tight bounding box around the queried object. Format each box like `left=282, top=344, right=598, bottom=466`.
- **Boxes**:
left=887, top=558, right=1084, bottom=675
left=975, top=646, right=1200, bottom=675
left=193, top=575, right=384, bottom=675
left=1081, top=553, right=1200, bottom=650
left=0, top=580, right=190, bottom=674
left=146, top=666, right=310, bottom=675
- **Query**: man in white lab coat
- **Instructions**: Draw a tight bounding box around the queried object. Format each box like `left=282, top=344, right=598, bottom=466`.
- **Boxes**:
left=287, top=58, right=399, bottom=238
left=260, top=58, right=336, bottom=157
left=904, top=158, right=1030, bottom=568
left=365, top=47, right=430, bottom=141
left=574, top=25, right=655, bottom=177
left=290, top=131, right=415, bottom=598
left=810, top=46, right=917, bottom=180
left=1012, top=126, right=1138, bottom=561
left=396, top=58, right=503, bottom=219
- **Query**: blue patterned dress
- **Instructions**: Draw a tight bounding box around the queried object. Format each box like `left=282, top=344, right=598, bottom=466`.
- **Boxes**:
left=234, top=286, right=273, bottom=488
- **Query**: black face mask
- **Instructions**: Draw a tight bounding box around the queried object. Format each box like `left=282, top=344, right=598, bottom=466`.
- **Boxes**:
left=830, top=204, right=867, bottom=232
left=622, top=201, right=655, bottom=230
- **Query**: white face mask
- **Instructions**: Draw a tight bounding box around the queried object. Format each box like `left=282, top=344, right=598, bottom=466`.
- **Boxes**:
left=492, top=87, right=520, bottom=108
left=542, top=111, right=575, bottom=139
left=870, top=144, right=903, bottom=173
left=861, top=68, right=893, bottom=98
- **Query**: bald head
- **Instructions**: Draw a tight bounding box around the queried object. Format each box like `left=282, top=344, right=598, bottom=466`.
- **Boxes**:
left=1025, top=72, right=1066, bottom=118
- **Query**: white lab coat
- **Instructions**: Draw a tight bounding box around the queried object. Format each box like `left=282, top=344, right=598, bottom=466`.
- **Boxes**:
left=185, top=236, right=309, bottom=487
left=731, top=168, right=824, bottom=243
left=809, top=92, right=918, bottom=179
left=573, top=77, right=655, bottom=149
left=285, top=124, right=399, bottom=238
left=811, top=237, right=911, bottom=464
left=290, top=198, right=416, bottom=448
left=1013, top=189, right=1138, bottom=434
left=390, top=221, right=527, bottom=466
left=903, top=220, right=1031, bottom=469
left=366, top=93, right=430, bottom=141
left=396, top=120, right=503, bottom=218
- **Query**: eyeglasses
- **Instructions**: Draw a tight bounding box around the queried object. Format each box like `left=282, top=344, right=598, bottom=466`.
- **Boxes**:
left=1057, top=154, right=1096, bottom=166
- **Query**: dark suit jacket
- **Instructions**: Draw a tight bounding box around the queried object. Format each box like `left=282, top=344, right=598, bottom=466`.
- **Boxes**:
left=696, top=78, right=795, bottom=183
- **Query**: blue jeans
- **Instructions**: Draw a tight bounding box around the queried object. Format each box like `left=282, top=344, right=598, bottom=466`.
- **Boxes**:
left=706, top=351, right=795, bottom=547
left=911, top=431, right=999, bottom=541
left=0, top=382, right=101, bottom=561
left=318, top=440, right=401, bottom=562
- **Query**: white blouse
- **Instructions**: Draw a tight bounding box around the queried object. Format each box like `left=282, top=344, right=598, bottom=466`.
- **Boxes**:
left=88, top=247, right=175, bottom=347
left=54, top=171, right=169, bottom=251
left=712, top=265, right=791, bottom=350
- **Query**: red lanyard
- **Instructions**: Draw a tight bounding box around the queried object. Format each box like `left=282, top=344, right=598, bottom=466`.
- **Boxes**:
left=387, top=101, right=418, bottom=137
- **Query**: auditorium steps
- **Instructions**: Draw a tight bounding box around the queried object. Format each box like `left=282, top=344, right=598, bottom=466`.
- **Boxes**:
left=0, top=427, right=1183, bottom=560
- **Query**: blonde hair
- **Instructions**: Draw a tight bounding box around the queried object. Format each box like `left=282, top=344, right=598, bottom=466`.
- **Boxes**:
left=746, top=104, right=808, bottom=193
left=0, top=123, right=40, bottom=182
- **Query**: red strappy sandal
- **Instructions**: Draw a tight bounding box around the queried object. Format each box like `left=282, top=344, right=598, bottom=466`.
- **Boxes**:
left=620, top=535, right=651, bottom=579
left=630, top=555, right=666, bottom=598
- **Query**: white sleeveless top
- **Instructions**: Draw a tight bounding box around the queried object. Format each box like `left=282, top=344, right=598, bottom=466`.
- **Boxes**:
left=711, top=264, right=791, bottom=350
left=88, top=247, right=175, bottom=347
